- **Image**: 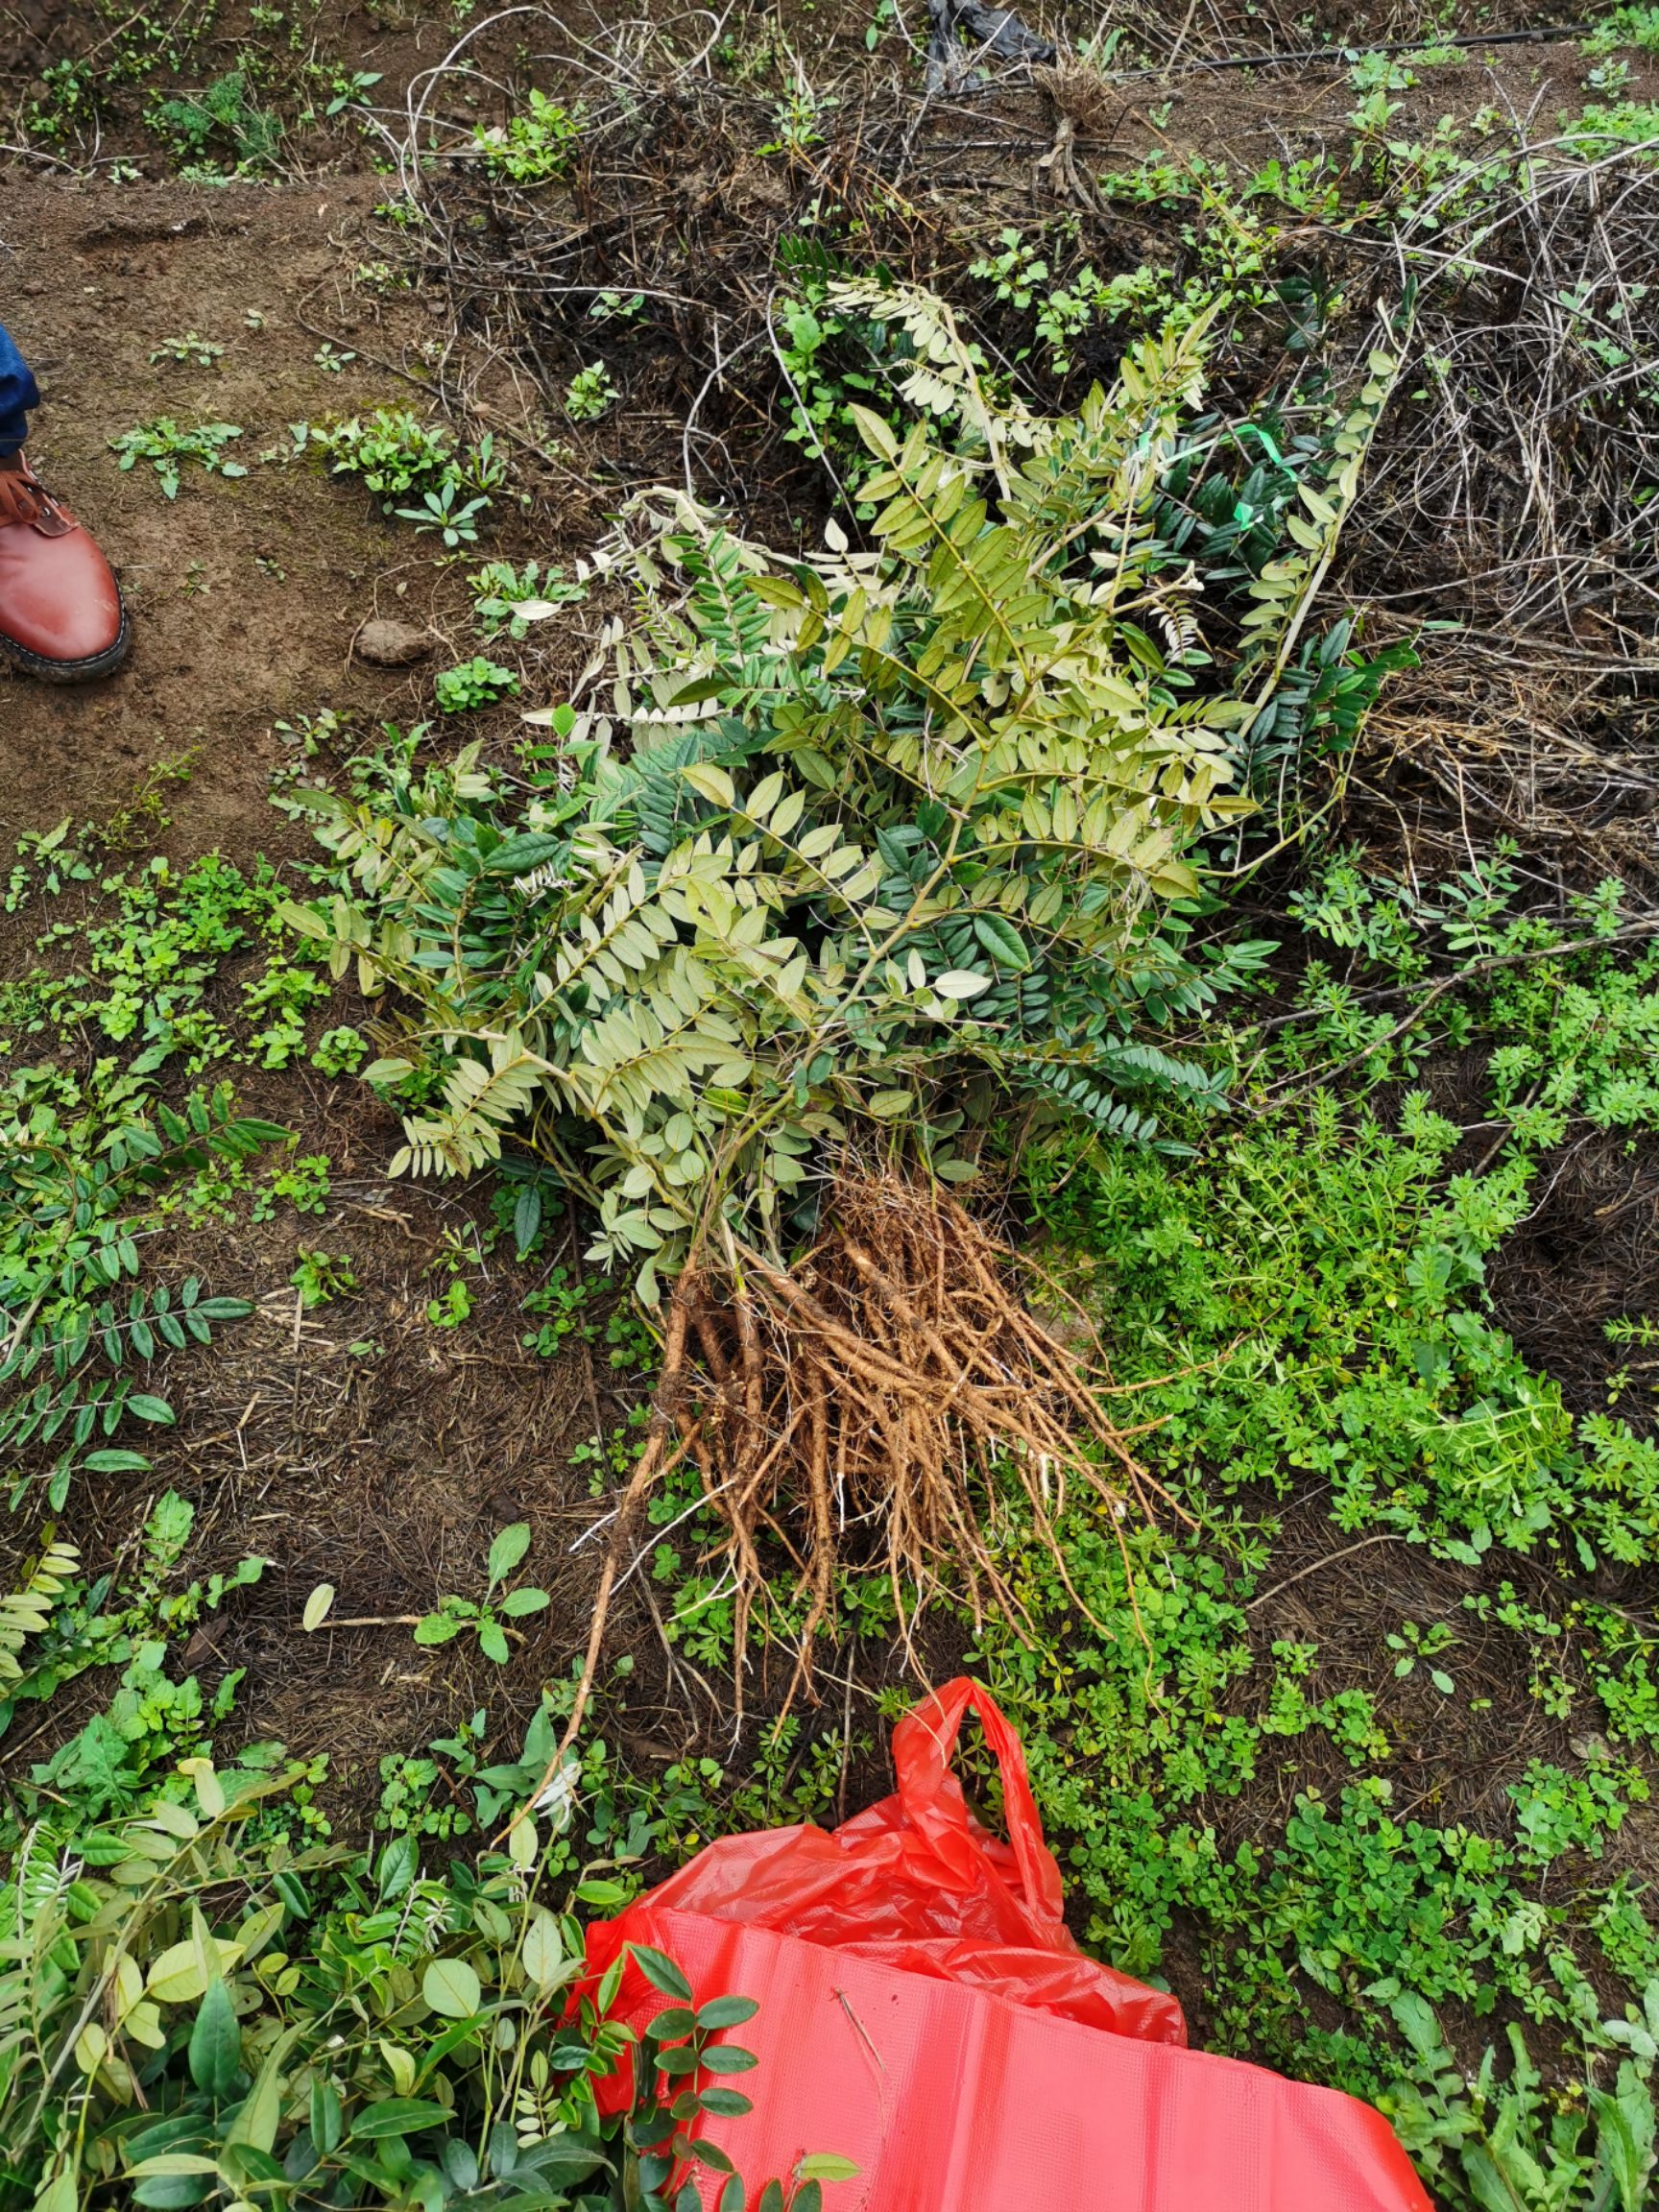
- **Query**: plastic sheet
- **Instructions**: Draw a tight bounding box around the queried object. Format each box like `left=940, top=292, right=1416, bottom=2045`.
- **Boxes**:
left=584, top=1678, right=1432, bottom=2211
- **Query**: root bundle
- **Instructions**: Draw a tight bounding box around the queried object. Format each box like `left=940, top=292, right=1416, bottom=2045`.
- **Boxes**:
left=540, top=1169, right=1162, bottom=1787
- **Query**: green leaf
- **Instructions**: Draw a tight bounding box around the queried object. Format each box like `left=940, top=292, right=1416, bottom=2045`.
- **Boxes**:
left=696, top=1995, right=759, bottom=2031
left=478, top=1618, right=511, bottom=1665
left=578, top=1878, right=629, bottom=1910
left=187, top=1978, right=241, bottom=2100
left=413, top=1613, right=462, bottom=1646
left=973, top=911, right=1029, bottom=970
left=486, top=832, right=568, bottom=876
left=83, top=1449, right=152, bottom=1473
left=422, top=1958, right=484, bottom=2018
left=699, top=2045, right=757, bottom=2075
left=513, top=1183, right=542, bottom=1258
left=377, top=1833, right=418, bottom=1901
left=698, top=2088, right=754, bottom=2118
left=682, top=762, right=735, bottom=808
left=631, top=1944, right=693, bottom=2001
left=311, top=2077, right=344, bottom=2155
left=351, top=2099, right=455, bottom=2139
left=487, top=1521, right=532, bottom=1589
left=127, top=1394, right=176, bottom=1425
left=226, top=2021, right=302, bottom=2153
left=132, top=2176, right=210, bottom=2208
left=521, top=1909, right=565, bottom=1987
left=795, top=2154, right=859, bottom=2184
left=302, top=1583, right=336, bottom=1632
left=499, top=1586, right=549, bottom=1617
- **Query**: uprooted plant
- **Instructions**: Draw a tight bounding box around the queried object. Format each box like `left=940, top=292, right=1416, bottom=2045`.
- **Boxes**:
left=284, top=282, right=1410, bottom=1735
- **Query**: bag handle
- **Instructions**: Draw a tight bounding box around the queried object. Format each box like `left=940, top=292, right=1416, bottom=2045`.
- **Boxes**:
left=891, top=1677, right=1064, bottom=1925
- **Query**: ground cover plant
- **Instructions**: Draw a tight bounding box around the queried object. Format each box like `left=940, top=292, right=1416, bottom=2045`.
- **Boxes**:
left=7, top=2, right=1659, bottom=2208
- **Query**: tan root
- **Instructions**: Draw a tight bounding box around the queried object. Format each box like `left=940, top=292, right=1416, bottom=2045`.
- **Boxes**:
left=518, top=1170, right=1166, bottom=1819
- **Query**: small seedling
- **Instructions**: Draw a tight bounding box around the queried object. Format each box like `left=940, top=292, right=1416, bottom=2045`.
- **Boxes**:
left=425, top=1278, right=473, bottom=1328
left=312, top=342, right=356, bottom=373
left=395, top=478, right=491, bottom=546
left=311, top=1024, right=367, bottom=1076
left=414, top=1523, right=549, bottom=1664
left=757, top=84, right=834, bottom=156
left=325, top=68, right=382, bottom=117
left=469, top=557, right=588, bottom=638
left=1386, top=1619, right=1457, bottom=1695
left=109, top=419, right=246, bottom=498
left=149, top=330, right=224, bottom=368
left=435, top=656, right=519, bottom=713
left=290, top=1249, right=357, bottom=1308
left=564, top=362, right=618, bottom=422
left=252, top=1151, right=332, bottom=1222
left=471, top=88, right=584, bottom=181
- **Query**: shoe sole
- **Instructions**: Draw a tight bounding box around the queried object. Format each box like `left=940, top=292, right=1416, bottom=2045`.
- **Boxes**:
left=0, top=606, right=131, bottom=685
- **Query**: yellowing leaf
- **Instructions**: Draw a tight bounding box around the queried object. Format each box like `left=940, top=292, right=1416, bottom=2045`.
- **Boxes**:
left=378, top=2040, right=418, bottom=2096
left=146, top=1936, right=243, bottom=2006
left=145, top=1800, right=199, bottom=1840
left=180, top=1758, right=225, bottom=1820
left=796, top=2154, right=861, bottom=2184
left=681, top=762, right=735, bottom=808
left=122, top=2001, right=166, bottom=2051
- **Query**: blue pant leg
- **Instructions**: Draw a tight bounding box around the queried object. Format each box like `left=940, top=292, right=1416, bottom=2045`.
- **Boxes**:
left=0, top=321, right=41, bottom=456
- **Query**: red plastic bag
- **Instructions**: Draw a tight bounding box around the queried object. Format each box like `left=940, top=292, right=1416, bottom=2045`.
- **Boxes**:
left=583, top=1678, right=1433, bottom=2211
left=588, top=1675, right=1183, bottom=2050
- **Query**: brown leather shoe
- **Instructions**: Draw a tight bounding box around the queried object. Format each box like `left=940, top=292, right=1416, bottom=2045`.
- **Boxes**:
left=0, top=456, right=130, bottom=683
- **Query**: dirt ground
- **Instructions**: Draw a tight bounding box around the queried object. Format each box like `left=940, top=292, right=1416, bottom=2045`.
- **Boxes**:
left=3, top=172, right=499, bottom=859
left=0, top=159, right=637, bottom=1796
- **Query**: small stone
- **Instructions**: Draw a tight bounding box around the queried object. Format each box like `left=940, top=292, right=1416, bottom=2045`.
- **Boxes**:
left=355, top=618, right=431, bottom=667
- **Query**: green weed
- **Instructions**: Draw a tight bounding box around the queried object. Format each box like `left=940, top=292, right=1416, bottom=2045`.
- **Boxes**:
left=148, top=331, right=225, bottom=369
left=435, top=655, right=519, bottom=712
left=565, top=362, right=619, bottom=421
left=289, top=1248, right=357, bottom=1308
left=472, top=88, right=584, bottom=181
left=411, top=1523, right=550, bottom=1665
left=292, top=409, right=506, bottom=544
left=148, top=67, right=282, bottom=171
left=1583, top=5, right=1659, bottom=54
left=468, top=558, right=588, bottom=639
left=109, top=420, right=246, bottom=499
